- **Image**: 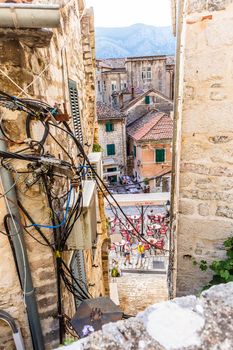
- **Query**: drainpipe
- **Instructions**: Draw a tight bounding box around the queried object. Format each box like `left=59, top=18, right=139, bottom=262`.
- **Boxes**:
left=0, top=310, right=25, bottom=350
left=0, top=130, right=44, bottom=350
left=169, top=0, right=186, bottom=299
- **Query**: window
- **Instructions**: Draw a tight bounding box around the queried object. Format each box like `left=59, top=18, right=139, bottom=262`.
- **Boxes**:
left=103, top=81, right=106, bottom=91
left=155, top=149, right=165, bottom=163
left=145, top=95, right=151, bottom=105
left=120, top=80, right=127, bottom=90
left=111, top=81, right=117, bottom=92
left=97, top=80, right=101, bottom=92
left=107, top=144, right=115, bottom=156
left=133, top=145, right=136, bottom=158
left=107, top=167, right=117, bottom=172
left=142, top=66, right=152, bottom=81
left=68, top=79, right=83, bottom=144
left=106, top=122, right=114, bottom=132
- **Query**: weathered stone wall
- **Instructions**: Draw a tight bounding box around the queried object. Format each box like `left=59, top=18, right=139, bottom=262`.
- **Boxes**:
left=126, top=57, right=167, bottom=94
left=0, top=0, right=108, bottom=348
left=116, top=273, right=168, bottom=316
left=171, top=0, right=233, bottom=296
left=98, top=119, right=127, bottom=173
left=57, top=282, right=233, bottom=350
left=98, top=71, right=127, bottom=105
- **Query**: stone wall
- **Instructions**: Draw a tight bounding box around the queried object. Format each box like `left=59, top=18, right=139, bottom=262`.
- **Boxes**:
left=125, top=57, right=167, bottom=94
left=171, top=0, right=233, bottom=296
left=0, top=0, right=109, bottom=348
left=57, top=282, right=233, bottom=350
left=116, top=273, right=168, bottom=316
left=98, top=119, right=127, bottom=173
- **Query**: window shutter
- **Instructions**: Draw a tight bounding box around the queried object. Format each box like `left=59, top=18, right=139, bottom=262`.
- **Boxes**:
left=68, top=79, right=83, bottom=144
left=133, top=145, right=136, bottom=158
left=106, top=122, right=113, bottom=132
left=70, top=250, right=88, bottom=308
left=155, top=149, right=165, bottom=163
left=107, top=144, right=115, bottom=156
left=145, top=96, right=150, bottom=105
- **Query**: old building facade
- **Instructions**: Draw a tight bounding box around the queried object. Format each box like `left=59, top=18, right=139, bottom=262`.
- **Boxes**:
left=171, top=0, right=233, bottom=297
left=127, top=111, right=173, bottom=192
left=96, top=56, right=175, bottom=108
left=97, top=102, right=127, bottom=183
left=0, top=1, right=109, bottom=349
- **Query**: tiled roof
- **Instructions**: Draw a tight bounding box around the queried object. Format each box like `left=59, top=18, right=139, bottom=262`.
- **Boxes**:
left=97, top=101, right=125, bottom=121
left=122, top=88, right=173, bottom=112
left=127, top=111, right=173, bottom=141
left=100, top=58, right=126, bottom=69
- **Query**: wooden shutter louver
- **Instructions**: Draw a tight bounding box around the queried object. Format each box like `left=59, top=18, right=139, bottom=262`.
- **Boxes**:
left=70, top=250, right=88, bottom=308
left=68, top=80, right=83, bottom=144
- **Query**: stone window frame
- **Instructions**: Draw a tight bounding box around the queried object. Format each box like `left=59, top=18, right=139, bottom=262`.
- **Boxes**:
left=142, top=66, right=152, bottom=81
left=111, top=81, right=117, bottom=92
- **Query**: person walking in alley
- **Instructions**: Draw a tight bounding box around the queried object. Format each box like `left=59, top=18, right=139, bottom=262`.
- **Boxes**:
left=136, top=242, right=145, bottom=268
left=123, top=241, right=132, bottom=266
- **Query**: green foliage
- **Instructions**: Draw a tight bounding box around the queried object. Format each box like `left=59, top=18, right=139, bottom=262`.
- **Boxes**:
left=196, top=236, right=233, bottom=290
left=144, top=178, right=149, bottom=185
left=63, top=338, right=75, bottom=346
left=92, top=143, right=102, bottom=152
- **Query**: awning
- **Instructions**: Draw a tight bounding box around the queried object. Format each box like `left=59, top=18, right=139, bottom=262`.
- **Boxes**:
left=104, top=171, right=121, bottom=177
left=103, top=158, right=117, bottom=166
left=106, top=192, right=170, bottom=207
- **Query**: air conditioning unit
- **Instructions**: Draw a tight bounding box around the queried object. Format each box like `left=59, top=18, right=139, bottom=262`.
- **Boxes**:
left=66, top=180, right=97, bottom=250
left=86, top=152, right=103, bottom=180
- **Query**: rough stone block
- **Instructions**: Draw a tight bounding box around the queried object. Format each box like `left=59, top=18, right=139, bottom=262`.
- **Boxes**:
left=216, top=205, right=233, bottom=219
left=179, top=199, right=195, bottom=215
left=198, top=203, right=210, bottom=216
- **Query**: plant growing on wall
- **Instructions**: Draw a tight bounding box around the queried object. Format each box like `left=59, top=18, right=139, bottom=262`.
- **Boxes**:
left=92, top=143, right=102, bottom=152
left=144, top=178, right=149, bottom=185
left=193, top=236, right=233, bottom=290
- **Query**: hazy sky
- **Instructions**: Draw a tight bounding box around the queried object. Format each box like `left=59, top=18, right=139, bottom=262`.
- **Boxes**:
left=85, top=0, right=171, bottom=27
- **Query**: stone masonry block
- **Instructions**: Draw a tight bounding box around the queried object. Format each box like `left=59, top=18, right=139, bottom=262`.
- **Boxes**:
left=216, top=205, right=233, bottom=219
left=198, top=203, right=210, bottom=216
left=178, top=215, right=233, bottom=240
left=179, top=199, right=195, bottom=215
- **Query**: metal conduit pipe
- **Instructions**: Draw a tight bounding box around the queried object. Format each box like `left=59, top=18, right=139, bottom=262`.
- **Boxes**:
left=0, top=129, right=44, bottom=350
left=0, top=4, right=60, bottom=29
left=0, top=310, right=25, bottom=350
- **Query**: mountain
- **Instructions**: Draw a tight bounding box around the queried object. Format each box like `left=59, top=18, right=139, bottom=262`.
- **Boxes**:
left=95, top=24, right=176, bottom=59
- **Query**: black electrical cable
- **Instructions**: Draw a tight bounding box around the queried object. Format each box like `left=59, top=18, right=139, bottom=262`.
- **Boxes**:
left=4, top=214, right=22, bottom=288
left=18, top=200, right=55, bottom=249
left=26, top=113, right=49, bottom=146
left=51, top=121, right=166, bottom=250
left=61, top=258, right=92, bottom=299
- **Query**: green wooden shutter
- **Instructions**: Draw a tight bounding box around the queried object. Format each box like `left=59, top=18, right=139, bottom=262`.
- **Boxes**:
left=107, top=144, right=115, bottom=156
left=133, top=145, right=136, bottom=158
left=70, top=250, right=88, bottom=308
left=106, top=122, right=114, bottom=132
left=68, top=79, right=83, bottom=144
left=155, top=149, right=165, bottom=163
left=145, top=95, right=150, bottom=105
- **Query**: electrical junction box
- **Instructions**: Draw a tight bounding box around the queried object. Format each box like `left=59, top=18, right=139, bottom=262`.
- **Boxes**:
left=66, top=180, right=97, bottom=250
left=86, top=152, right=103, bottom=180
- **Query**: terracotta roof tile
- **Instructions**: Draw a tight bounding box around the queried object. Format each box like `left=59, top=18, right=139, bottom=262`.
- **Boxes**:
left=97, top=101, right=125, bottom=121
left=127, top=111, right=173, bottom=142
